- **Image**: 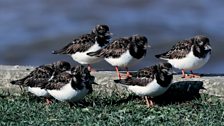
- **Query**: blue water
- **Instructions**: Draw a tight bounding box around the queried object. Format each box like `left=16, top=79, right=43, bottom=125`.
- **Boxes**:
left=0, top=0, right=223, bottom=73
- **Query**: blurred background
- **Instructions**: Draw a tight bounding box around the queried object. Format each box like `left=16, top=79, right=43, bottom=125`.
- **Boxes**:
left=0, top=0, right=223, bottom=73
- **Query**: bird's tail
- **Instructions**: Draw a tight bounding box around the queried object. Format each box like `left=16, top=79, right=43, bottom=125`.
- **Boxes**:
left=52, top=48, right=66, bottom=54
left=155, top=54, right=163, bottom=59
left=52, top=43, right=72, bottom=54
left=155, top=53, right=169, bottom=60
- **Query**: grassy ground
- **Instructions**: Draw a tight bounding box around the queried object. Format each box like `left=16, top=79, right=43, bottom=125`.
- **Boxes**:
left=0, top=91, right=224, bottom=126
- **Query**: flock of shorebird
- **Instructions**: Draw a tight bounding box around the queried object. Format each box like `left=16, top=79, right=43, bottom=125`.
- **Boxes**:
left=10, top=24, right=212, bottom=107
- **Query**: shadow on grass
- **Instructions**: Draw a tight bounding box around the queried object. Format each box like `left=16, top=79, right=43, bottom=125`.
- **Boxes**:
left=85, top=81, right=205, bottom=107
left=154, top=81, right=205, bottom=105
left=94, top=81, right=204, bottom=105
left=82, top=81, right=205, bottom=108
left=0, top=81, right=205, bottom=108
left=83, top=94, right=142, bottom=108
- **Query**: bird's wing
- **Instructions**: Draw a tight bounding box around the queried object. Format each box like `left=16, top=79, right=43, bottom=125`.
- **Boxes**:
left=115, top=65, right=157, bottom=86
left=52, top=34, right=95, bottom=54
left=114, top=77, right=153, bottom=87
left=87, top=38, right=130, bottom=58
left=10, top=65, right=53, bottom=86
left=43, top=72, right=73, bottom=90
left=155, top=40, right=193, bottom=59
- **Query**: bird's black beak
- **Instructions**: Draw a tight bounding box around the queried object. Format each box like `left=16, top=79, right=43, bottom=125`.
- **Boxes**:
left=205, top=45, right=212, bottom=51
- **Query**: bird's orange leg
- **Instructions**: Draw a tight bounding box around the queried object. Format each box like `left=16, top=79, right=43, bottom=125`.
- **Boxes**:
left=115, top=66, right=121, bottom=80
left=181, top=69, right=187, bottom=78
left=125, top=67, right=132, bottom=78
left=88, top=64, right=96, bottom=72
left=145, top=96, right=154, bottom=107
left=45, top=98, right=53, bottom=105
left=145, top=96, right=150, bottom=107
left=182, top=69, right=192, bottom=78
left=189, top=70, right=201, bottom=78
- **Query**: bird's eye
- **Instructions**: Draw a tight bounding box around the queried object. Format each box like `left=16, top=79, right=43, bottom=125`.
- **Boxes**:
left=199, top=41, right=204, bottom=46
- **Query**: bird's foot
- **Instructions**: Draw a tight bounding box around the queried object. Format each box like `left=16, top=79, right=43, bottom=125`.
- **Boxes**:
left=125, top=72, right=132, bottom=78
left=87, top=65, right=97, bottom=72
left=145, top=96, right=154, bottom=108
left=189, top=74, right=201, bottom=78
left=45, top=98, right=53, bottom=105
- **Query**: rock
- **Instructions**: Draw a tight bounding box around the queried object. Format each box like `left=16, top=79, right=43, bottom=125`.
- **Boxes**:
left=0, top=65, right=224, bottom=99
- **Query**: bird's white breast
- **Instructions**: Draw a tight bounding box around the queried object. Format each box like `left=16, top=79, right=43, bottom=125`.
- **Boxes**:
left=105, top=50, right=142, bottom=67
left=167, top=49, right=211, bottom=70
left=128, top=79, right=169, bottom=97
left=47, top=81, right=89, bottom=102
left=28, top=87, right=49, bottom=97
left=71, top=43, right=103, bottom=64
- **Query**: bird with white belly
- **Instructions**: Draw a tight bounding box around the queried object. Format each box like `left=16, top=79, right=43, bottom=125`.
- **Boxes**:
left=87, top=34, right=149, bottom=79
left=52, top=24, right=112, bottom=71
left=42, top=65, right=97, bottom=105
left=155, top=35, right=212, bottom=78
left=10, top=61, right=71, bottom=104
left=114, top=63, right=173, bottom=107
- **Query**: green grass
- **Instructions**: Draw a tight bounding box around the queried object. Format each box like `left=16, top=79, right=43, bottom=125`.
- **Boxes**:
left=0, top=92, right=224, bottom=126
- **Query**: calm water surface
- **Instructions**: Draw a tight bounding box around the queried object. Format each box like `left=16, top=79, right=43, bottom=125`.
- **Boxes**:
left=0, top=0, right=223, bottom=73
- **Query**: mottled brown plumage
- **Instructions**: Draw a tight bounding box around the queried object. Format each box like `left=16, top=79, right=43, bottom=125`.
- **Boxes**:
left=42, top=65, right=95, bottom=92
left=52, top=25, right=111, bottom=54
left=87, top=35, right=148, bottom=59
left=114, top=63, right=173, bottom=87
left=155, top=35, right=211, bottom=59
left=42, top=65, right=96, bottom=102
left=53, top=34, right=96, bottom=54
left=155, top=35, right=211, bottom=78
left=88, top=35, right=148, bottom=79
left=10, top=61, right=71, bottom=87
left=114, top=63, right=173, bottom=107
left=87, top=38, right=130, bottom=58
left=43, top=71, right=74, bottom=90
left=155, top=40, right=193, bottom=59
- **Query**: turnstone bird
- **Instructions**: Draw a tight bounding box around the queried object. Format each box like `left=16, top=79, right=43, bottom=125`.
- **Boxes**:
left=155, top=35, right=212, bottom=78
left=114, top=63, right=173, bottom=107
left=10, top=61, right=71, bottom=104
left=52, top=24, right=112, bottom=71
left=42, top=65, right=96, bottom=104
left=87, top=34, right=149, bottom=79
